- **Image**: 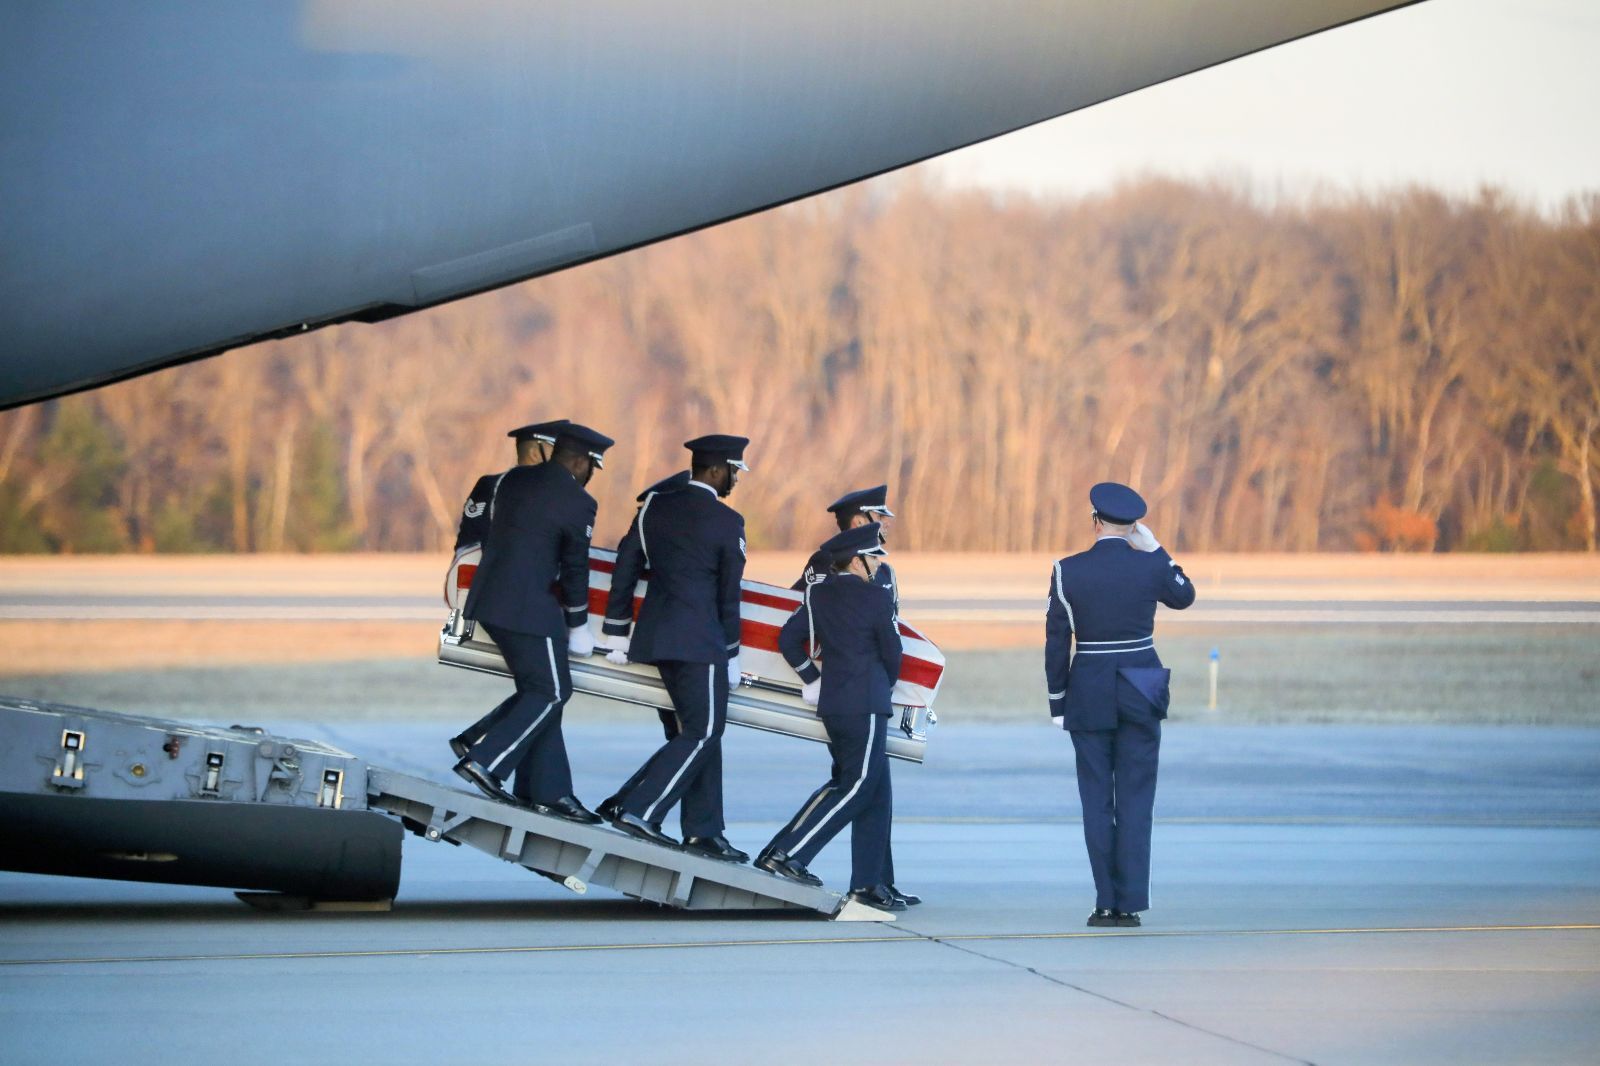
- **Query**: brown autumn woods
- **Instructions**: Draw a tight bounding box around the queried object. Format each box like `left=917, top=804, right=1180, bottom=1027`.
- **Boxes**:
left=2, top=178, right=1597, bottom=555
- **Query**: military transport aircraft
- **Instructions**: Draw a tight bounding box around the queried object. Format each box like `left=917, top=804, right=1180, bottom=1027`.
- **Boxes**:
left=0, top=0, right=1414, bottom=409
left=2, top=0, right=1420, bottom=912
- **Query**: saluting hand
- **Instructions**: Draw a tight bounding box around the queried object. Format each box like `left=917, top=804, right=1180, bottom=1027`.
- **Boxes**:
left=1127, top=522, right=1162, bottom=552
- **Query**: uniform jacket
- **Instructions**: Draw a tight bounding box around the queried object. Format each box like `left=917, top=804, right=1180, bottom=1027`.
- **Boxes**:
left=1046, top=538, right=1196, bottom=731
left=453, top=471, right=504, bottom=551
left=602, top=482, right=745, bottom=664
left=779, top=572, right=902, bottom=718
left=793, top=555, right=899, bottom=616
left=463, top=462, right=595, bottom=638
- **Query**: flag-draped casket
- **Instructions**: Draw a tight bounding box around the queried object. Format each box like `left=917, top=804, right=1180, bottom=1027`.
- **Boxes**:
left=439, top=546, right=942, bottom=762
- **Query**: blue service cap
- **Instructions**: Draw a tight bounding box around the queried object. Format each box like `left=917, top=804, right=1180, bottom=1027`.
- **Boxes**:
left=820, top=521, right=887, bottom=564
left=826, top=484, right=894, bottom=518
left=684, top=434, right=750, bottom=471
left=1089, top=482, right=1147, bottom=525
left=555, top=423, right=615, bottom=467
left=507, top=419, right=569, bottom=443
left=636, top=470, right=691, bottom=502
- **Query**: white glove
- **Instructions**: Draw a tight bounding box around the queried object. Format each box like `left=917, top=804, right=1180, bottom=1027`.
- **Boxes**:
left=801, top=679, right=821, bottom=706
left=727, top=658, right=743, bottom=687
left=1127, top=522, right=1161, bottom=552
left=604, top=635, right=630, bottom=665
left=567, top=626, right=595, bottom=657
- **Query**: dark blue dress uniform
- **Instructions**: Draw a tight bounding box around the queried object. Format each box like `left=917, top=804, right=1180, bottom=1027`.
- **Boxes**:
left=796, top=554, right=899, bottom=614
left=458, top=426, right=610, bottom=802
left=765, top=525, right=901, bottom=892
left=454, top=473, right=499, bottom=552
left=453, top=420, right=567, bottom=552
left=603, top=439, right=747, bottom=839
left=791, top=485, right=898, bottom=613
left=789, top=486, right=904, bottom=892
left=595, top=471, right=705, bottom=824
left=449, top=419, right=569, bottom=793
left=1046, top=483, right=1195, bottom=917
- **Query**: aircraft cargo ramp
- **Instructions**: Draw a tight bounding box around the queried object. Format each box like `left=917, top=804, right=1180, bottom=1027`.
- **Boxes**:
left=365, top=767, right=880, bottom=919
left=0, top=697, right=880, bottom=920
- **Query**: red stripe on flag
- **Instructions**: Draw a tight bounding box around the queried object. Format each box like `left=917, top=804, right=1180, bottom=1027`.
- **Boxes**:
left=739, top=619, right=941, bottom=688
left=744, top=588, right=801, bottom=611
left=896, top=657, right=943, bottom=689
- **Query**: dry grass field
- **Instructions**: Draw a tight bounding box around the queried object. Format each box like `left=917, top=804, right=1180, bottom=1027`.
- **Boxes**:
left=6, top=550, right=1600, bottom=604
left=2, top=552, right=1596, bottom=724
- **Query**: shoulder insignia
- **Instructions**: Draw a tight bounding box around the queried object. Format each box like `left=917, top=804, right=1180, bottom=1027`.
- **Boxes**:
left=738, top=536, right=747, bottom=558
left=586, top=524, right=594, bottom=540
left=464, top=501, right=486, bottom=518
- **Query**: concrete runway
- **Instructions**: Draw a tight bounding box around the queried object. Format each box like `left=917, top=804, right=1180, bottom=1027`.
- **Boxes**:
left=5, top=591, right=1600, bottom=625
left=3, top=722, right=1597, bottom=1065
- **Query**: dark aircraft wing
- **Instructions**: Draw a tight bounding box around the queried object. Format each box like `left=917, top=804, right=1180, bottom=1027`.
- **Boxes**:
left=0, top=1, right=1414, bottom=408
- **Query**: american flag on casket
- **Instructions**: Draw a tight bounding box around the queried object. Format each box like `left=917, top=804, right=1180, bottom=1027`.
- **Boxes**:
left=439, top=545, right=943, bottom=763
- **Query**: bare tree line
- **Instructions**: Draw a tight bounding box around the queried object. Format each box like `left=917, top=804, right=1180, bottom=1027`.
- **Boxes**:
left=1, top=178, right=1596, bottom=554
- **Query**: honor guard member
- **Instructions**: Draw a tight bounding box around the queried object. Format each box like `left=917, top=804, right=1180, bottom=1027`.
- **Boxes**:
left=792, top=484, right=899, bottom=615
left=601, top=435, right=751, bottom=863
left=595, top=470, right=693, bottom=824
left=449, top=418, right=569, bottom=764
left=452, top=423, right=614, bottom=824
left=758, top=523, right=903, bottom=912
left=790, top=484, right=918, bottom=906
left=454, top=419, right=568, bottom=551
left=1046, top=482, right=1195, bottom=927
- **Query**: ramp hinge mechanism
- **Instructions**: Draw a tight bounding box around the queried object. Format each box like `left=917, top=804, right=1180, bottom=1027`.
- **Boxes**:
left=50, top=729, right=87, bottom=790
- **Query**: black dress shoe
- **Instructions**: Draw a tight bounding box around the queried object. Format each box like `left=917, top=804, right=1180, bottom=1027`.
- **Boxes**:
left=1113, top=911, right=1142, bottom=928
left=611, top=811, right=680, bottom=848
left=754, top=849, right=822, bottom=887
left=448, top=735, right=470, bottom=760
left=887, top=884, right=922, bottom=906
left=596, top=796, right=623, bottom=822
left=846, top=885, right=906, bottom=912
left=682, top=835, right=749, bottom=864
left=454, top=759, right=517, bottom=804
left=534, top=795, right=603, bottom=825
left=1087, top=908, right=1119, bottom=927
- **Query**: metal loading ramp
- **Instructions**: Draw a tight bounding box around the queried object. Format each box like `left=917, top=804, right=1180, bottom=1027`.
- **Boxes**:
left=365, top=768, right=891, bottom=921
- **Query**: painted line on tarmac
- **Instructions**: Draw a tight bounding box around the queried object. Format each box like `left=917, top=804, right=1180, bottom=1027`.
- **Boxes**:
left=0, top=606, right=439, bottom=621
left=3, top=922, right=1594, bottom=969
left=896, top=815, right=1600, bottom=828
left=4, top=605, right=1599, bottom=624
left=912, top=608, right=1600, bottom=624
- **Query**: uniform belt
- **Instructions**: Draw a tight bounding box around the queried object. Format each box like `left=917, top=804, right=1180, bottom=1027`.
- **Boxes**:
left=1073, top=636, right=1154, bottom=655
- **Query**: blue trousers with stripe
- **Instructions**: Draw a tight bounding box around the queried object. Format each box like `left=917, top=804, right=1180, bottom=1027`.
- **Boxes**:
left=766, top=711, right=891, bottom=891
left=607, top=707, right=724, bottom=836
left=617, top=660, right=727, bottom=838
left=465, top=624, right=573, bottom=804
left=1070, top=709, right=1160, bottom=912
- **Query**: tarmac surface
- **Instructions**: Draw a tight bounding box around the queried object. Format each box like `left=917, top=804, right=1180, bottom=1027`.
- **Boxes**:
left=3, top=721, right=1598, bottom=1065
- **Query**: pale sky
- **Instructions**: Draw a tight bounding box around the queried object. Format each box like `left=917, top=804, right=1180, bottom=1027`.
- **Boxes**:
left=932, top=0, right=1599, bottom=212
